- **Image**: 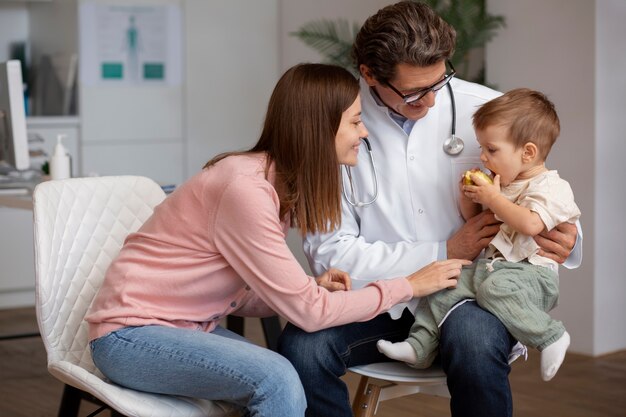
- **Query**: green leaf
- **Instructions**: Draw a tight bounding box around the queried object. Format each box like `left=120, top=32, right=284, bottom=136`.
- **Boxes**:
left=290, top=19, right=360, bottom=75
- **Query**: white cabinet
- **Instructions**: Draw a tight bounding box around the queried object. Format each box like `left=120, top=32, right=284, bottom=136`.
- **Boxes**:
left=0, top=206, right=35, bottom=308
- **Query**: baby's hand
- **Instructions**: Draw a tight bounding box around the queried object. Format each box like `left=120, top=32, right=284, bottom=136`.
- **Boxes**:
left=463, top=173, right=501, bottom=206
left=463, top=169, right=493, bottom=186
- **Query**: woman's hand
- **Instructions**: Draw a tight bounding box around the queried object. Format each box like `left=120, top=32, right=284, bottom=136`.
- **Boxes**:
left=406, top=259, right=472, bottom=297
left=316, top=268, right=352, bottom=292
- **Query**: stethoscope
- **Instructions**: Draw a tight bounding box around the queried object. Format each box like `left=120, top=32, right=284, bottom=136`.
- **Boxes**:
left=342, top=82, right=462, bottom=207
left=342, top=137, right=379, bottom=207
left=442, top=81, right=464, bottom=156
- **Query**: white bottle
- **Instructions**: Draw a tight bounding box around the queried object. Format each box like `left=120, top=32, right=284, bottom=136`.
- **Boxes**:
left=50, top=134, right=71, bottom=180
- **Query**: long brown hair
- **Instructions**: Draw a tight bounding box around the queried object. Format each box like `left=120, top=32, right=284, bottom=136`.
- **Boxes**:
left=204, top=63, right=359, bottom=235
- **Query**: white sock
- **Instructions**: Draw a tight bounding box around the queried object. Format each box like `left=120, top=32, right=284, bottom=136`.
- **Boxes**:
left=376, top=340, right=418, bottom=365
left=540, top=331, right=570, bottom=381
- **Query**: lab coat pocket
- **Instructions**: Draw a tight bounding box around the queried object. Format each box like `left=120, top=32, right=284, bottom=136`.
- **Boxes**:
left=450, top=157, right=484, bottom=210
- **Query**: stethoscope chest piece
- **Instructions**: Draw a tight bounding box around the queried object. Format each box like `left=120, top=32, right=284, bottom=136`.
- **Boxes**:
left=442, top=81, right=464, bottom=156
left=443, top=134, right=464, bottom=155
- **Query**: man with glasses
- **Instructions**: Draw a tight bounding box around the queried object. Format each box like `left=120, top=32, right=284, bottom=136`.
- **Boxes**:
left=279, top=2, right=581, bottom=417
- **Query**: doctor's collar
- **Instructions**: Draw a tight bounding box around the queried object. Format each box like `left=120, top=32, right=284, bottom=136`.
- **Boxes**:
left=367, top=85, right=416, bottom=133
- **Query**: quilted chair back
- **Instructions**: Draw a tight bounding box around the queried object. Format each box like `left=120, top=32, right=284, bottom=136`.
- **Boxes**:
left=33, top=176, right=164, bottom=373
left=33, top=176, right=240, bottom=416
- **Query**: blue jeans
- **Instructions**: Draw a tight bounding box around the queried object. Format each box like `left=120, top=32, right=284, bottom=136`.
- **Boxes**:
left=278, top=302, right=515, bottom=417
left=91, top=325, right=306, bottom=417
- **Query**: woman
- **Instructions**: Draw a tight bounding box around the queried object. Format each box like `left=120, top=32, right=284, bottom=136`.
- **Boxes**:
left=87, top=63, right=469, bottom=416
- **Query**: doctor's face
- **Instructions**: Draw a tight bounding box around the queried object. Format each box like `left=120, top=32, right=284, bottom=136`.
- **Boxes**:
left=361, top=61, right=446, bottom=121
left=335, top=95, right=368, bottom=166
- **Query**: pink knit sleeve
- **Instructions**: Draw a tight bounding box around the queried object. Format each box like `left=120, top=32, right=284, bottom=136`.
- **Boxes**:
left=213, top=176, right=412, bottom=332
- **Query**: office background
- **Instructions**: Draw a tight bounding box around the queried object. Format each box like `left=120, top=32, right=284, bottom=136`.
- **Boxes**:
left=0, top=0, right=624, bottom=358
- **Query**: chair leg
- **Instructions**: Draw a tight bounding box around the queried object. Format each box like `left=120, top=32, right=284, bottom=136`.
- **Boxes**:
left=260, top=316, right=282, bottom=352
left=352, top=376, right=381, bottom=417
left=57, top=384, right=82, bottom=417
left=226, top=315, right=245, bottom=336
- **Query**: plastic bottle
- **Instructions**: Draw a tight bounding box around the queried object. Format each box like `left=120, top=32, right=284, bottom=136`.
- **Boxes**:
left=50, top=134, right=71, bottom=180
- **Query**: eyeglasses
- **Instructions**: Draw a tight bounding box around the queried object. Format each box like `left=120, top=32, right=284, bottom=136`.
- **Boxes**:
left=384, top=61, right=456, bottom=104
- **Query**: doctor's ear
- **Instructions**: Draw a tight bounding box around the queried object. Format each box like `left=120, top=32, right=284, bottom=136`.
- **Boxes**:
left=359, top=65, right=377, bottom=86
left=522, top=142, right=539, bottom=163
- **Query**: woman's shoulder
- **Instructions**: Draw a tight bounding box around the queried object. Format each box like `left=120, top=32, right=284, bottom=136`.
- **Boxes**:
left=193, top=152, right=275, bottom=199
left=207, top=152, right=268, bottom=178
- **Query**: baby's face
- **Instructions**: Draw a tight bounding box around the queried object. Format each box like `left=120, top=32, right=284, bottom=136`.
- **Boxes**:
left=476, top=125, right=524, bottom=186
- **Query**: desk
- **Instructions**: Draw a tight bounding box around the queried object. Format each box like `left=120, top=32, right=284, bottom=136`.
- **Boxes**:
left=0, top=192, right=33, bottom=210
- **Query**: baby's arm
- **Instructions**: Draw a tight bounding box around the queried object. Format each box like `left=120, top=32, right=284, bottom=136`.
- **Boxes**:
left=463, top=173, right=545, bottom=236
left=458, top=175, right=483, bottom=221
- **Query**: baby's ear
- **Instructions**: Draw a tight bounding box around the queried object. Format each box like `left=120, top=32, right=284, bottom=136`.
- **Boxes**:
left=522, top=142, right=539, bottom=163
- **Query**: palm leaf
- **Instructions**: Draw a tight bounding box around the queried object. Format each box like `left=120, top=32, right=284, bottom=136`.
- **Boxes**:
left=290, top=19, right=360, bottom=75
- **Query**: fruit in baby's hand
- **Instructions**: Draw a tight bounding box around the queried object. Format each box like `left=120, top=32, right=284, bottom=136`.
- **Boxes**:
left=463, top=169, right=493, bottom=186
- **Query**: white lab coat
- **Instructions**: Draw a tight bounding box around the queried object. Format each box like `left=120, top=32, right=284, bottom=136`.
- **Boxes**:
left=304, top=77, right=583, bottom=319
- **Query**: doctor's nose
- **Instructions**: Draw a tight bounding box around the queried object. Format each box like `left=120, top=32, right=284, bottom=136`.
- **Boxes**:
left=419, top=90, right=437, bottom=108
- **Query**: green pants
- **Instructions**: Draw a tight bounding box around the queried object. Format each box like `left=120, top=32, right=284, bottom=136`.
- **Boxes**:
left=407, top=258, right=563, bottom=369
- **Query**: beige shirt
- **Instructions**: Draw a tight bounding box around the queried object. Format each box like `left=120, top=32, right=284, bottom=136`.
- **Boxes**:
left=486, top=170, right=581, bottom=271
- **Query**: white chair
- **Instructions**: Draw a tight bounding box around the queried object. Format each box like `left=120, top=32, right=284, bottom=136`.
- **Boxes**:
left=350, top=362, right=450, bottom=417
left=33, top=176, right=240, bottom=417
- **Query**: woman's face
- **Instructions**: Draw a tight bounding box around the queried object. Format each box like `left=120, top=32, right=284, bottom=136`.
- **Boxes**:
left=335, top=95, right=368, bottom=166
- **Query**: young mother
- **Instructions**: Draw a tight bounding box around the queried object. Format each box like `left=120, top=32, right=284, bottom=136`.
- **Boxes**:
left=86, top=63, right=469, bottom=416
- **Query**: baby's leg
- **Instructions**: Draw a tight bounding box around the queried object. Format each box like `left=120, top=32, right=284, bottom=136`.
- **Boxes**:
left=376, top=296, right=440, bottom=368
left=377, top=322, right=439, bottom=369
left=476, top=262, right=566, bottom=380
left=540, top=331, right=570, bottom=381
left=378, top=264, right=478, bottom=369
left=377, top=340, right=418, bottom=364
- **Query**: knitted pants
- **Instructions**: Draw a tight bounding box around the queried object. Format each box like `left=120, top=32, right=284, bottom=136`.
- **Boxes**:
left=407, top=258, right=563, bottom=369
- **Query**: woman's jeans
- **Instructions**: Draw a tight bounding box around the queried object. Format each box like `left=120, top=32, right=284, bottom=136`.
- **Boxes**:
left=91, top=324, right=306, bottom=417
left=278, top=301, right=515, bottom=417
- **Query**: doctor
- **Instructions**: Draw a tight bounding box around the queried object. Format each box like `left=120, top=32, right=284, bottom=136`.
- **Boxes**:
left=278, top=2, right=581, bottom=417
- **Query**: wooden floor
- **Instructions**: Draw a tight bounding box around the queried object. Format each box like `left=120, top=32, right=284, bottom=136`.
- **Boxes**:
left=1, top=307, right=625, bottom=417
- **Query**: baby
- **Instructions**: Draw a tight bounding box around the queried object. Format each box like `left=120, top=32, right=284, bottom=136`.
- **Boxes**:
left=378, top=88, right=581, bottom=381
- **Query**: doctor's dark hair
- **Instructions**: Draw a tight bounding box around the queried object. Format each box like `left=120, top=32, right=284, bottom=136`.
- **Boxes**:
left=352, top=1, right=456, bottom=84
left=205, top=63, right=359, bottom=235
left=473, top=88, right=560, bottom=161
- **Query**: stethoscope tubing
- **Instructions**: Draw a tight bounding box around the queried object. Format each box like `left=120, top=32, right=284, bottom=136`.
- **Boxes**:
left=343, top=82, right=460, bottom=207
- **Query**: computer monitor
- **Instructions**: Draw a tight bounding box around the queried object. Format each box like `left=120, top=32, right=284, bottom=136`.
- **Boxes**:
left=0, top=60, right=29, bottom=172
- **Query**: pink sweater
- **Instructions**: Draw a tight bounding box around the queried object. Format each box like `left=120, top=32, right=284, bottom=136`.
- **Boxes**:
left=87, top=153, right=412, bottom=340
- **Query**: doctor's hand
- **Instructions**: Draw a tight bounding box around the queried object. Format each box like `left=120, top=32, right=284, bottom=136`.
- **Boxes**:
left=534, top=221, right=577, bottom=264
left=406, top=259, right=472, bottom=297
left=316, top=268, right=352, bottom=292
left=447, top=210, right=501, bottom=260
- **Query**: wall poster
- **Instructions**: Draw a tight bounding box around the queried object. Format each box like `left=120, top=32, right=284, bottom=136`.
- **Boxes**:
left=79, top=1, right=182, bottom=86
